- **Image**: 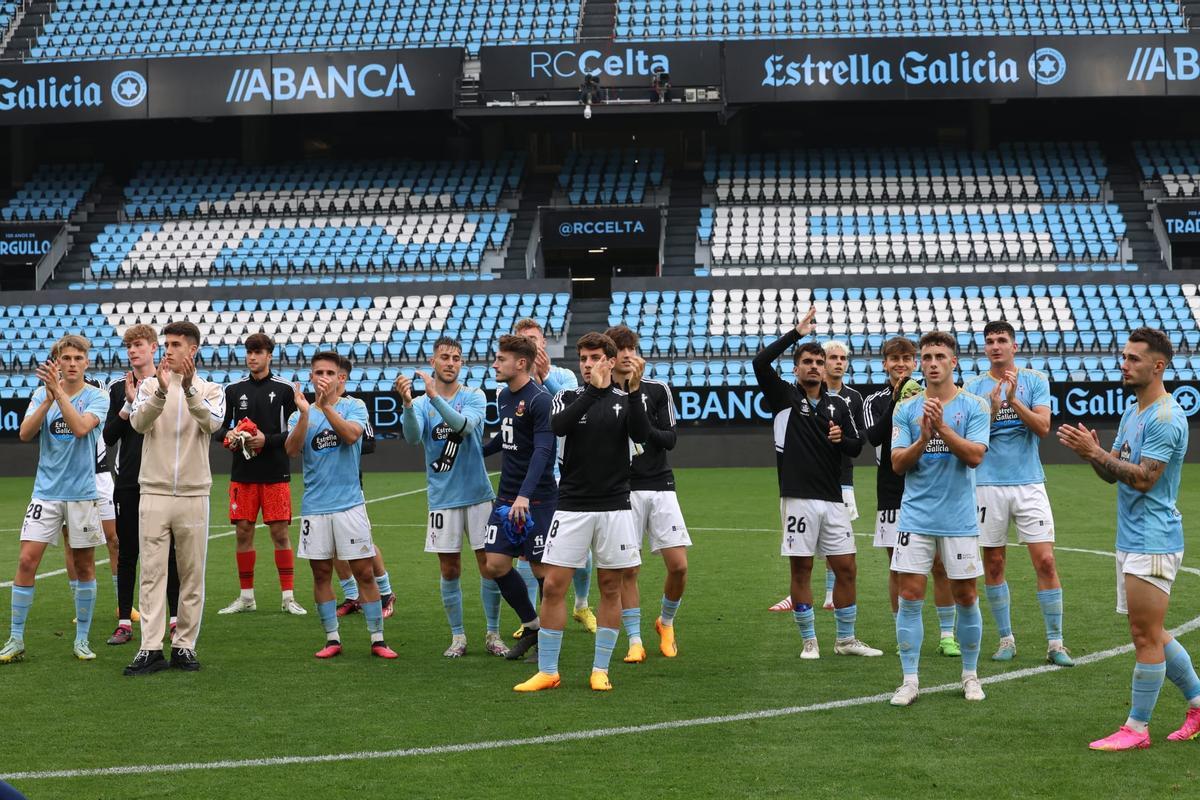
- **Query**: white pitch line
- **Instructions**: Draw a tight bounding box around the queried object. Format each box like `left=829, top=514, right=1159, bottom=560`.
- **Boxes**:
left=4, top=544, right=1197, bottom=783
left=0, top=478, right=457, bottom=590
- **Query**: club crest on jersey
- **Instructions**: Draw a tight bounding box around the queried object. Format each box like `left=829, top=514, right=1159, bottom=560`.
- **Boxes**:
left=515, top=400, right=526, bottom=417
left=311, top=429, right=341, bottom=451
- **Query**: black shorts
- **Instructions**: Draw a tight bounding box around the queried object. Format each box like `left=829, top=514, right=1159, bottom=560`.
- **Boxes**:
left=483, top=498, right=557, bottom=563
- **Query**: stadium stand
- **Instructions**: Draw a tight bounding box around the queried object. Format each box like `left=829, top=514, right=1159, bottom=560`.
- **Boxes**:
left=81, top=156, right=524, bottom=285
left=558, top=149, right=666, bottom=205
left=0, top=290, right=572, bottom=397
left=0, top=163, right=103, bottom=222
left=1135, top=140, right=1200, bottom=198
left=614, top=0, right=1187, bottom=41
left=613, top=282, right=1200, bottom=384
left=28, top=0, right=582, bottom=61
left=696, top=144, right=1129, bottom=276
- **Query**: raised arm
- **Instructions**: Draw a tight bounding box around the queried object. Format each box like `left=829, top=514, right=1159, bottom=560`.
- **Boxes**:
left=18, top=387, right=52, bottom=443
left=863, top=391, right=895, bottom=447
left=645, top=385, right=678, bottom=451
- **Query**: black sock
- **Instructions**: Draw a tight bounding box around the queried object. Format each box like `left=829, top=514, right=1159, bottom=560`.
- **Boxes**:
left=495, top=569, right=537, bottom=624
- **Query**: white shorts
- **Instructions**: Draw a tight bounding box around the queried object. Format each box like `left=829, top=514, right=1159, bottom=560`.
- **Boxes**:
left=891, top=532, right=983, bottom=580
left=424, top=501, right=492, bottom=554
left=779, top=497, right=856, bottom=558
left=1115, top=550, right=1183, bottom=615
left=542, top=509, right=641, bottom=570
left=297, top=505, right=375, bottom=561
left=873, top=508, right=899, bottom=549
left=96, top=472, right=116, bottom=522
left=20, top=498, right=105, bottom=549
left=631, top=491, right=692, bottom=553
left=841, top=485, right=859, bottom=522
left=976, top=483, right=1055, bottom=547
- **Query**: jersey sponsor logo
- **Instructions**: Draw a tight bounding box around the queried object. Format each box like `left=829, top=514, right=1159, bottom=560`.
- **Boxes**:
left=924, top=432, right=951, bottom=457
left=311, top=429, right=341, bottom=452
left=432, top=421, right=453, bottom=442
left=430, top=422, right=463, bottom=473
left=50, top=417, right=74, bottom=440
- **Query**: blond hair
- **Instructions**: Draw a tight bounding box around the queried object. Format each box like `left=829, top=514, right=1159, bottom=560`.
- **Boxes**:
left=122, top=324, right=158, bottom=347
left=51, top=334, right=91, bottom=360
left=822, top=339, right=850, bottom=357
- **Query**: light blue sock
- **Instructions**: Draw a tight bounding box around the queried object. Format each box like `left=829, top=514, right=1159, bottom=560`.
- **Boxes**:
left=660, top=595, right=681, bottom=626
left=984, top=582, right=1012, bottom=639
left=956, top=600, right=983, bottom=673
left=936, top=605, right=956, bottom=638
left=573, top=550, right=592, bottom=607
left=1165, top=639, right=1200, bottom=702
left=376, top=572, right=393, bottom=597
left=10, top=584, right=34, bottom=640
left=594, top=626, right=619, bottom=671
left=111, top=573, right=119, bottom=603
left=834, top=604, right=856, bottom=640
left=480, top=578, right=502, bottom=634
left=1130, top=661, right=1167, bottom=724
left=824, top=568, right=835, bottom=596
left=362, top=599, right=384, bottom=640
left=537, top=627, right=563, bottom=675
left=622, top=607, right=642, bottom=643
left=68, top=579, right=78, bottom=600
left=793, top=603, right=816, bottom=641
left=440, top=577, right=464, bottom=636
left=516, top=559, right=537, bottom=609
left=1037, top=588, right=1063, bottom=643
left=339, top=575, right=359, bottom=601
left=316, top=599, right=339, bottom=638
left=897, top=598, right=924, bottom=675
left=74, top=579, right=97, bottom=643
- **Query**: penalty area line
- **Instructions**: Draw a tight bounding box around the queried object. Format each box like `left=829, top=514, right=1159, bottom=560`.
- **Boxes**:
left=5, top=545, right=1199, bottom=783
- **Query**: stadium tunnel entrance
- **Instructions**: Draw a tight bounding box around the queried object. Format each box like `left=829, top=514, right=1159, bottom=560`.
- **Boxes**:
left=540, top=205, right=662, bottom=298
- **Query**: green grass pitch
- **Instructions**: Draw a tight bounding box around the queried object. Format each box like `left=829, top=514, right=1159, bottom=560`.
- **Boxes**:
left=0, top=464, right=1198, bottom=798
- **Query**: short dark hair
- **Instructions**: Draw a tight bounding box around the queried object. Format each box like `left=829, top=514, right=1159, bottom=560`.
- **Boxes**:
left=793, top=341, right=826, bottom=365
left=497, top=334, right=537, bottom=370
left=881, top=337, right=916, bottom=359
left=982, top=320, right=1016, bottom=342
left=432, top=336, right=462, bottom=355
left=603, top=324, right=640, bottom=351
left=244, top=331, right=274, bottom=353
left=162, top=321, right=202, bottom=346
left=576, top=332, right=617, bottom=358
left=312, top=350, right=348, bottom=375
left=918, top=331, right=957, bottom=354
left=1128, top=327, right=1174, bottom=363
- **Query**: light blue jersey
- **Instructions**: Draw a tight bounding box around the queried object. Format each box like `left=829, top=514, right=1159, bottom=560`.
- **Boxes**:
left=28, top=385, right=109, bottom=501
left=289, top=396, right=369, bottom=516
left=542, top=364, right=578, bottom=396
left=964, top=369, right=1052, bottom=486
left=1113, top=394, right=1188, bottom=555
left=893, top=389, right=991, bottom=536
left=401, top=387, right=494, bottom=510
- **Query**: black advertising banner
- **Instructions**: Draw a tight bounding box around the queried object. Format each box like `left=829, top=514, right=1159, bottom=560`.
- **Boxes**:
left=1157, top=201, right=1200, bottom=241
left=1036, top=35, right=1166, bottom=98
left=480, top=41, right=721, bottom=91
left=0, top=224, right=62, bottom=264
left=540, top=206, right=662, bottom=249
left=148, top=55, right=272, bottom=118
left=0, top=58, right=150, bottom=124
left=2, top=382, right=1195, bottom=440
left=670, top=382, right=1200, bottom=427
left=0, top=48, right=460, bottom=125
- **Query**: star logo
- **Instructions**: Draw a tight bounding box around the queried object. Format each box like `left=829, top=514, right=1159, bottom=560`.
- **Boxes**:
left=1172, top=385, right=1200, bottom=417
left=1027, top=48, right=1066, bottom=86
left=110, top=70, right=148, bottom=107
